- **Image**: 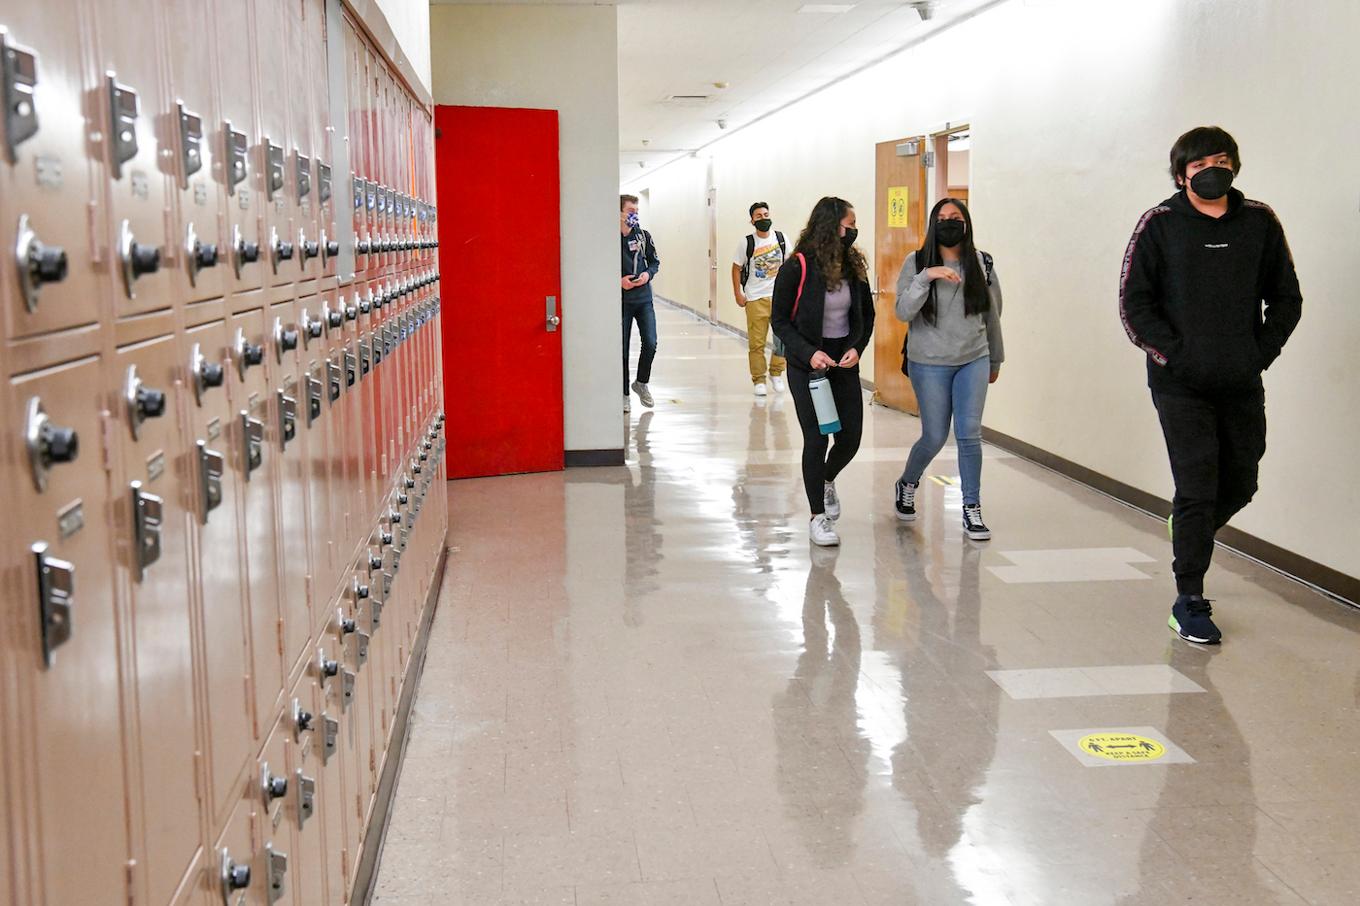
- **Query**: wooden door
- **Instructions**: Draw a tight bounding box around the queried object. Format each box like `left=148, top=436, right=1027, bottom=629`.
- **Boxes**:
left=873, top=137, right=929, bottom=414
left=434, top=106, right=564, bottom=478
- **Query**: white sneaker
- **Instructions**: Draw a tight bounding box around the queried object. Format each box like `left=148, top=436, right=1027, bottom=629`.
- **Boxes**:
left=823, top=481, right=841, bottom=519
left=623, top=394, right=631, bottom=413
left=631, top=380, right=654, bottom=408
left=809, top=514, right=841, bottom=547
left=771, top=375, right=786, bottom=392
left=754, top=382, right=768, bottom=397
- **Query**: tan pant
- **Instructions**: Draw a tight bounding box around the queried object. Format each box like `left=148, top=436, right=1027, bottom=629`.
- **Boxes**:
left=744, top=296, right=786, bottom=382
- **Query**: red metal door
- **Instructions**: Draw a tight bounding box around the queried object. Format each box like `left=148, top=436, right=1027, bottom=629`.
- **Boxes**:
left=434, top=105, right=563, bottom=478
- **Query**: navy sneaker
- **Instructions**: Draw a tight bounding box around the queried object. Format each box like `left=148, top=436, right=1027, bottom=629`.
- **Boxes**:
left=1169, top=596, right=1221, bottom=644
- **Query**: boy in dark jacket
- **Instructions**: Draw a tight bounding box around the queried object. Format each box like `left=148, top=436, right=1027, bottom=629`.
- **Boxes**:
left=1120, top=126, right=1302, bottom=644
left=621, top=194, right=660, bottom=411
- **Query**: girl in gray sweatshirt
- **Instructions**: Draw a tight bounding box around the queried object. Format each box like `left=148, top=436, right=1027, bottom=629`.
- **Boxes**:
left=892, top=197, right=1004, bottom=540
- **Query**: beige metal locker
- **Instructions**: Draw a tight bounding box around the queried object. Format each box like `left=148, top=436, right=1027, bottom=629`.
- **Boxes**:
left=212, top=0, right=266, bottom=295
left=256, top=714, right=296, bottom=906
left=252, top=0, right=296, bottom=290
left=283, top=673, right=327, bottom=905
left=8, top=355, right=131, bottom=906
left=114, top=331, right=209, bottom=906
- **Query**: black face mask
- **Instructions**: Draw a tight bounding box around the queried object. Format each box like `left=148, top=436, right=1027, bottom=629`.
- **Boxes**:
left=841, top=228, right=858, bottom=246
left=1189, top=166, right=1234, bottom=201
left=936, top=220, right=966, bottom=248
left=753, top=218, right=772, bottom=232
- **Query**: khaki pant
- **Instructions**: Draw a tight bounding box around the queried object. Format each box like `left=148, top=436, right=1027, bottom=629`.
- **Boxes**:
left=744, top=296, right=786, bottom=383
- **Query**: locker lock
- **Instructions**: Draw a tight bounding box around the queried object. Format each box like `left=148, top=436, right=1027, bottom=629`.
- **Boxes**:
left=317, top=650, right=339, bottom=680
left=273, top=317, right=299, bottom=359
left=269, top=227, right=293, bottom=271
left=185, top=222, right=218, bottom=286
left=325, top=305, right=343, bottom=329
left=359, top=293, right=372, bottom=315
left=300, top=309, right=322, bottom=344
left=291, top=698, right=313, bottom=740
left=367, top=550, right=383, bottom=571
left=14, top=214, right=68, bottom=312
left=118, top=220, right=161, bottom=298
left=232, top=224, right=259, bottom=277
left=344, top=299, right=358, bottom=321
left=219, top=849, right=251, bottom=899
left=234, top=328, right=263, bottom=378
left=261, top=762, right=288, bottom=804
left=403, top=474, right=415, bottom=490
left=301, top=229, right=319, bottom=262
left=24, top=396, right=78, bottom=492
left=337, top=608, right=357, bottom=636
left=124, top=365, right=167, bottom=439
left=190, top=343, right=225, bottom=404
left=397, top=491, right=409, bottom=507
left=325, top=237, right=339, bottom=258
left=352, top=576, right=370, bottom=600
left=388, top=508, right=402, bottom=526
left=378, top=528, right=394, bottom=548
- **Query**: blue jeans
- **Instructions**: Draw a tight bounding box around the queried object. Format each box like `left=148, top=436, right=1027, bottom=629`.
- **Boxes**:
left=623, top=298, right=657, bottom=393
left=901, top=356, right=990, bottom=505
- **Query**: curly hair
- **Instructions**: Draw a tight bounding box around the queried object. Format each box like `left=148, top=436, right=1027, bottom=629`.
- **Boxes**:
left=793, top=196, right=867, bottom=290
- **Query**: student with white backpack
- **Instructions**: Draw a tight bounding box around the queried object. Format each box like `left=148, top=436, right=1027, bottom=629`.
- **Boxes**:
left=731, top=202, right=789, bottom=397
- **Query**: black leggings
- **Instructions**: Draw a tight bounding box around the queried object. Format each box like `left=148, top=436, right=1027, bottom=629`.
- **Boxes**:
left=787, top=337, right=865, bottom=515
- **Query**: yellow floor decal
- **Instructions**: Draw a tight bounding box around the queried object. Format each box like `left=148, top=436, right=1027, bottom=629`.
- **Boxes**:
left=1079, top=733, right=1166, bottom=762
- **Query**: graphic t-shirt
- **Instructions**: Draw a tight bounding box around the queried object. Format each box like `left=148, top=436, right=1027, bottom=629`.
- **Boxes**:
left=732, top=231, right=787, bottom=299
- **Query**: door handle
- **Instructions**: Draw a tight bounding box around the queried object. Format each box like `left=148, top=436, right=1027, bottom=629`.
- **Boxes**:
left=546, top=295, right=559, bottom=332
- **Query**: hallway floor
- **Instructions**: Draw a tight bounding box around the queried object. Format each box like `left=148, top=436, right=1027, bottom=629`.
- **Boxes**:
left=373, top=304, right=1359, bottom=905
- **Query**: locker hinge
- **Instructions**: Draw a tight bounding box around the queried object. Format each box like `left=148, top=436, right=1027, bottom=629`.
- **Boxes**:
left=369, top=748, right=376, bottom=774
left=101, top=412, right=115, bottom=473
left=194, top=749, right=204, bottom=803
left=277, top=617, right=285, bottom=657
left=340, top=848, right=348, bottom=882
left=125, top=859, right=137, bottom=906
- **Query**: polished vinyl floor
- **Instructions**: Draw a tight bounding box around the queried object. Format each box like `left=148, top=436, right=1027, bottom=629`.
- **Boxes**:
left=374, top=304, right=1360, bottom=905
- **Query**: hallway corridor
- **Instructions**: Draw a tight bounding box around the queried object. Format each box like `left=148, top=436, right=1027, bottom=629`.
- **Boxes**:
left=374, top=304, right=1359, bottom=906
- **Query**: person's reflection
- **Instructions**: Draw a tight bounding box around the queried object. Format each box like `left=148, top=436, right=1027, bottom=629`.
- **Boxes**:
left=772, top=545, right=870, bottom=868
left=622, top=410, right=663, bottom=624
left=732, top=397, right=794, bottom=576
left=872, top=526, right=1000, bottom=902
left=1118, top=642, right=1262, bottom=903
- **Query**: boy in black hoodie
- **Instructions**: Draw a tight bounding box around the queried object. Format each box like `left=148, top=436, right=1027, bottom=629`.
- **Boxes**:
left=621, top=194, right=661, bottom=412
left=1120, top=126, right=1302, bottom=644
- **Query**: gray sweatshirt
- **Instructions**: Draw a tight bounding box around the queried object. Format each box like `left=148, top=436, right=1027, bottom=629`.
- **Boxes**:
left=894, top=250, right=1004, bottom=368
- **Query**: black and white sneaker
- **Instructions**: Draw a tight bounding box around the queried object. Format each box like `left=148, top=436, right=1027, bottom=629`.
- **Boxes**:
left=894, top=480, right=917, bottom=522
left=962, top=504, right=991, bottom=540
left=1170, top=596, right=1222, bottom=644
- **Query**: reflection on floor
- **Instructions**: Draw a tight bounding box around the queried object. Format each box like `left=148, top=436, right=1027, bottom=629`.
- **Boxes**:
left=374, top=304, right=1360, bottom=905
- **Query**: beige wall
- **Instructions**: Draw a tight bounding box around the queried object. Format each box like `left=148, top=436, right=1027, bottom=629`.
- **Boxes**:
left=430, top=3, right=623, bottom=453
left=374, top=0, right=432, bottom=93
left=631, top=0, right=1360, bottom=579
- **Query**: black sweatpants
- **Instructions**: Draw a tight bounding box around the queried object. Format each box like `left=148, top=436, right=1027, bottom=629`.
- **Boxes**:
left=787, top=337, right=865, bottom=515
left=1152, top=387, right=1267, bottom=596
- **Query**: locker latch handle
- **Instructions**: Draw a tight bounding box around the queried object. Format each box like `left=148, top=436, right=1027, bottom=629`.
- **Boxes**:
left=2, top=31, right=40, bottom=161
left=32, top=542, right=74, bottom=668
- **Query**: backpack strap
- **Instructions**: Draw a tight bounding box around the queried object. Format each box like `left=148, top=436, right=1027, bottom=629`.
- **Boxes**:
left=980, top=250, right=994, bottom=286
left=740, top=233, right=755, bottom=287
left=791, top=252, right=807, bottom=319
left=776, top=231, right=786, bottom=257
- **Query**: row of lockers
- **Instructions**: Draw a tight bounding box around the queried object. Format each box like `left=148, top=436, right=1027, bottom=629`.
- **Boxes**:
left=1, top=1, right=449, bottom=904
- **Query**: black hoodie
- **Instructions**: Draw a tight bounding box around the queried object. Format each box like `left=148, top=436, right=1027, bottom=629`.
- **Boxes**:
left=621, top=228, right=660, bottom=303
left=1120, top=187, right=1301, bottom=395
left=770, top=253, right=875, bottom=372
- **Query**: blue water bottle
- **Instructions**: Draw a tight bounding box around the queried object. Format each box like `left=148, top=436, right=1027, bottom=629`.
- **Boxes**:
left=809, top=372, right=841, bottom=434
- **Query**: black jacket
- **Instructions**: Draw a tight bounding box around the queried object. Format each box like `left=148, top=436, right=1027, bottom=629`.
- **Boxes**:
left=1120, top=187, right=1301, bottom=395
left=770, top=252, right=875, bottom=371
left=621, top=228, right=660, bottom=303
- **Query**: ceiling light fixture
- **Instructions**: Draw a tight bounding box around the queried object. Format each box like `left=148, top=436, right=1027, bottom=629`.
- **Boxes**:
left=798, top=4, right=856, bottom=13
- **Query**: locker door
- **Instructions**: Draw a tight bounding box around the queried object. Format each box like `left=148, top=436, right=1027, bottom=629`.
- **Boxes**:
left=114, top=333, right=206, bottom=905
left=307, top=0, right=338, bottom=282
left=320, top=292, right=350, bottom=563
left=346, top=27, right=369, bottom=278
left=268, top=298, right=311, bottom=675
left=229, top=304, right=285, bottom=737
left=285, top=0, right=320, bottom=287
left=212, top=0, right=265, bottom=294
left=165, top=0, right=229, bottom=304
left=284, top=674, right=326, bottom=906
left=210, top=797, right=266, bottom=906
left=8, top=356, right=129, bottom=906
left=252, top=0, right=297, bottom=288
left=91, top=0, right=176, bottom=319
left=256, top=716, right=297, bottom=906
left=183, top=317, right=255, bottom=826
left=0, top=18, right=104, bottom=343
left=298, top=296, right=334, bottom=607
left=341, top=289, right=366, bottom=535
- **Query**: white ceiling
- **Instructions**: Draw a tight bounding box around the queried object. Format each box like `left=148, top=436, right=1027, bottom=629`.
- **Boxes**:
left=430, top=1, right=999, bottom=183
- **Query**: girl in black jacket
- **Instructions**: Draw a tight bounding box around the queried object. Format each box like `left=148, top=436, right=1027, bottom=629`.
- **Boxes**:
left=770, top=196, right=875, bottom=547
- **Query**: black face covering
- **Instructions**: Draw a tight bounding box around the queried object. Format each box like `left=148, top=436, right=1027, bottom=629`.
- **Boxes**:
left=1189, top=166, right=1234, bottom=200
left=936, top=220, right=966, bottom=248
left=753, top=218, right=772, bottom=232
left=841, top=227, right=858, bottom=246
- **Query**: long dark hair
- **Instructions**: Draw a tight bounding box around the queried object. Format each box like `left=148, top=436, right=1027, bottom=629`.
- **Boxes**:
left=794, top=196, right=868, bottom=290
left=915, top=197, right=989, bottom=325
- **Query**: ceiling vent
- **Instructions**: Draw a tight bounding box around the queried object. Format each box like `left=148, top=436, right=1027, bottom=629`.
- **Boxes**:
left=662, top=94, right=716, bottom=107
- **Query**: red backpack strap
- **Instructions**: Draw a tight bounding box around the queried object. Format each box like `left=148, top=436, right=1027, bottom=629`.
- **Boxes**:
left=792, top=252, right=807, bottom=319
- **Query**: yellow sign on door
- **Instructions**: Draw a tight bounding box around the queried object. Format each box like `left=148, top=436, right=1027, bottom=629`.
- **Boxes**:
left=887, top=186, right=909, bottom=228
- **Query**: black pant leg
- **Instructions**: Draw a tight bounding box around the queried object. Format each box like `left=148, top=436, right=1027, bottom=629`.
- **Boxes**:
left=824, top=365, right=864, bottom=482
left=787, top=366, right=830, bottom=514
left=1153, top=390, right=1220, bottom=596
left=1213, top=388, right=1267, bottom=529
